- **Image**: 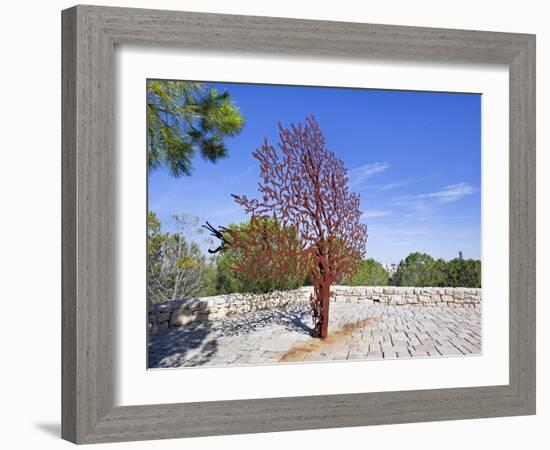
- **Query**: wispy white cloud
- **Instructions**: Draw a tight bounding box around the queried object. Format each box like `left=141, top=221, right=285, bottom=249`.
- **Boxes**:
left=364, top=173, right=440, bottom=192
left=393, top=183, right=477, bottom=204
left=361, top=210, right=392, bottom=220
left=371, top=179, right=412, bottom=192
left=348, top=162, right=390, bottom=188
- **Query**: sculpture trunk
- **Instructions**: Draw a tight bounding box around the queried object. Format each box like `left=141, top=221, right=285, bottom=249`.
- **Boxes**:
left=312, top=281, right=331, bottom=339
left=320, top=282, right=331, bottom=339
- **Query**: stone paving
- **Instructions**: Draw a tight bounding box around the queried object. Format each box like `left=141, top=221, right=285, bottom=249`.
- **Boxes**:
left=148, top=302, right=481, bottom=368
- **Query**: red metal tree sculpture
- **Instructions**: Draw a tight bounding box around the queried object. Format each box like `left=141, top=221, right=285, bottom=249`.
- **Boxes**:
left=231, top=116, right=368, bottom=338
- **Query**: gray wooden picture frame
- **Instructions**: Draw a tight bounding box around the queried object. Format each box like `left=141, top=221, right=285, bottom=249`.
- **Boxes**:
left=61, top=4, right=536, bottom=444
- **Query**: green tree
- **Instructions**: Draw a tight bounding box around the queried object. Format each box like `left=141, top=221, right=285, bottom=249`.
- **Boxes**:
left=393, top=252, right=438, bottom=287
left=147, top=212, right=209, bottom=303
left=342, top=258, right=389, bottom=286
left=147, top=80, right=245, bottom=177
left=430, top=258, right=449, bottom=287
left=392, top=251, right=481, bottom=288
left=210, top=251, right=242, bottom=295
left=197, top=259, right=219, bottom=297
left=446, top=252, right=481, bottom=287
left=147, top=211, right=163, bottom=256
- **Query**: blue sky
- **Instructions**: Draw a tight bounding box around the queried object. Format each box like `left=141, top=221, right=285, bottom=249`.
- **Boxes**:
left=148, top=82, right=481, bottom=264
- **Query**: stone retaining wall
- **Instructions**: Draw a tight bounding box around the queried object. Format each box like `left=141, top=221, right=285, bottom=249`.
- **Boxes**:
left=148, top=286, right=481, bottom=331
left=332, top=286, right=481, bottom=307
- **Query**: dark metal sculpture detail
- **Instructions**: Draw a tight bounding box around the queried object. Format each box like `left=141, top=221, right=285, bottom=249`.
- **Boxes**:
left=202, top=221, right=231, bottom=254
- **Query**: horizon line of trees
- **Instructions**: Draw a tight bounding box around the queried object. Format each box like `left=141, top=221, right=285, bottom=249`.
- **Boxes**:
left=350, top=251, right=481, bottom=289
left=147, top=212, right=481, bottom=304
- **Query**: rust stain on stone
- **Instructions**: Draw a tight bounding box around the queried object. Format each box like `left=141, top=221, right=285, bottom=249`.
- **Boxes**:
left=280, top=317, right=376, bottom=362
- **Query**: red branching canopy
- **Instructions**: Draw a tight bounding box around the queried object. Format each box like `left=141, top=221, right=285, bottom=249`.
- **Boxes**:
left=232, top=116, right=368, bottom=292
left=225, top=217, right=309, bottom=290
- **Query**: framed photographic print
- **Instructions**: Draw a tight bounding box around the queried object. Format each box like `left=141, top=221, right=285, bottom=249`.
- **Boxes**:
left=62, top=5, right=536, bottom=444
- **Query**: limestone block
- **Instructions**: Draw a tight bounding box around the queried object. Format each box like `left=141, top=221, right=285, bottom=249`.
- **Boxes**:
left=170, top=310, right=196, bottom=327
left=157, top=312, right=171, bottom=323
left=391, top=295, right=404, bottom=305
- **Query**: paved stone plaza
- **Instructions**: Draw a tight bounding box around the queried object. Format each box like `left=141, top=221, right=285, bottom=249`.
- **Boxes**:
left=148, top=301, right=481, bottom=368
